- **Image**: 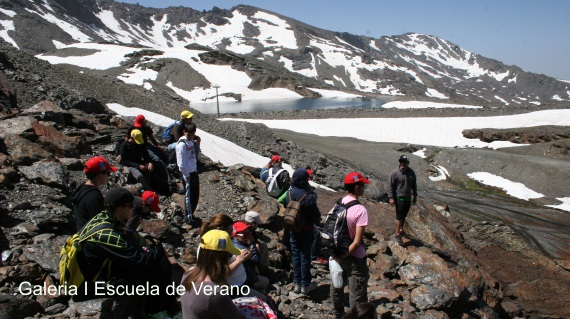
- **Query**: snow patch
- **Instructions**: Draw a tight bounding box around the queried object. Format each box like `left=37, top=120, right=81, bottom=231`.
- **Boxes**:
left=467, top=172, right=544, bottom=200
left=412, top=148, right=427, bottom=158
left=426, top=88, right=449, bottom=99
left=546, top=197, right=570, bottom=212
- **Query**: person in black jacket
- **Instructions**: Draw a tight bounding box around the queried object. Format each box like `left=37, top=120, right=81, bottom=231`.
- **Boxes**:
left=71, top=156, right=117, bottom=231
left=76, top=187, right=178, bottom=316
left=284, top=167, right=321, bottom=295
left=120, top=129, right=170, bottom=195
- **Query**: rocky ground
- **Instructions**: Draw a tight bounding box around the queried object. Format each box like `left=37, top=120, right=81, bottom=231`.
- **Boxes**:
left=1, top=37, right=570, bottom=319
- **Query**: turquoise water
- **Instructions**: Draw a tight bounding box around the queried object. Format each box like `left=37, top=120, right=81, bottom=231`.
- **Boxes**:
left=189, top=96, right=394, bottom=114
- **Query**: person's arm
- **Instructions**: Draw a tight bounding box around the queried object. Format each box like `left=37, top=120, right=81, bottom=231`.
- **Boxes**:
left=388, top=170, right=396, bottom=206
left=146, top=126, right=160, bottom=147
left=412, top=170, right=418, bottom=203
left=228, top=249, right=252, bottom=274
left=209, top=294, right=246, bottom=319
left=341, top=225, right=365, bottom=259
left=259, top=166, right=270, bottom=182
left=277, top=190, right=288, bottom=205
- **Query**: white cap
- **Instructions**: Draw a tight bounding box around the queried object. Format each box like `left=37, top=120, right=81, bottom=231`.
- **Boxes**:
left=244, top=211, right=263, bottom=224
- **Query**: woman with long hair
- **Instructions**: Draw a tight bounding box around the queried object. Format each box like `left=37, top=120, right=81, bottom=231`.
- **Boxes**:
left=181, top=229, right=245, bottom=319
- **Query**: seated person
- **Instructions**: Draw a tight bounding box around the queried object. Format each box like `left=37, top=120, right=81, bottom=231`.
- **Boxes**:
left=120, top=129, right=171, bottom=196
left=181, top=229, right=245, bottom=319
left=127, top=114, right=168, bottom=163
left=72, top=156, right=117, bottom=231
left=243, top=211, right=270, bottom=270
left=75, top=187, right=178, bottom=316
left=165, top=110, right=201, bottom=158
left=232, top=221, right=270, bottom=293
left=125, top=190, right=161, bottom=232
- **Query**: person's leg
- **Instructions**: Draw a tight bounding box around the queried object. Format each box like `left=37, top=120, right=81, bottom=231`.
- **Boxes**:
left=252, top=275, right=269, bottom=292
left=300, top=230, right=314, bottom=287
left=183, top=174, right=192, bottom=223
left=289, top=232, right=302, bottom=287
left=311, top=225, right=320, bottom=260
left=331, top=258, right=349, bottom=318
left=189, top=172, right=200, bottom=215
left=347, top=256, right=370, bottom=310
left=128, top=167, right=153, bottom=191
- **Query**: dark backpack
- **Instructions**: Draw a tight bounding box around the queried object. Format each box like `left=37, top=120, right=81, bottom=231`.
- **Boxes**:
left=321, top=199, right=361, bottom=255
left=161, top=121, right=182, bottom=142
left=283, top=192, right=308, bottom=232
left=266, top=168, right=291, bottom=198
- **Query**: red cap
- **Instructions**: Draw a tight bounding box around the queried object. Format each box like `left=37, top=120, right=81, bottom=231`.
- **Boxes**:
left=84, top=156, right=118, bottom=173
left=343, top=172, right=370, bottom=185
left=133, top=114, right=145, bottom=128
left=232, top=221, right=252, bottom=237
left=271, top=155, right=283, bottom=162
left=141, top=191, right=160, bottom=212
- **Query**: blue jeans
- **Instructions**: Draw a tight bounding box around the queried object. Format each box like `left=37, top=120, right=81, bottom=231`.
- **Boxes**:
left=183, top=172, right=199, bottom=222
left=290, top=228, right=314, bottom=286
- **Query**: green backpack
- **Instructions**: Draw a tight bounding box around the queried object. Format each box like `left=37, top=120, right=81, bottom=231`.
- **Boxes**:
left=59, top=222, right=112, bottom=289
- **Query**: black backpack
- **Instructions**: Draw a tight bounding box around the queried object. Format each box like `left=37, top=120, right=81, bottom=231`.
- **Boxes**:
left=320, top=199, right=361, bottom=255
left=266, top=168, right=291, bottom=198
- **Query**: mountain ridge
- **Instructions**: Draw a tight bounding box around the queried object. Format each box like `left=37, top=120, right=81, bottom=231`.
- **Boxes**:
left=1, top=0, right=569, bottom=107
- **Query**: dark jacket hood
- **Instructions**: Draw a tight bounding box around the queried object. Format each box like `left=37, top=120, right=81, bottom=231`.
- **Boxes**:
left=70, top=183, right=99, bottom=205
left=291, top=168, right=309, bottom=188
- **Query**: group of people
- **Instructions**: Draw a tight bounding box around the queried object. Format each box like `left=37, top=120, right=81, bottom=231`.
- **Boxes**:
left=67, top=109, right=419, bottom=318
left=258, top=153, right=418, bottom=319
left=118, top=111, right=201, bottom=224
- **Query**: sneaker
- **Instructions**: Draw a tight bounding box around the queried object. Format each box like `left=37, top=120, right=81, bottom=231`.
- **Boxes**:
left=311, top=256, right=328, bottom=266
left=301, top=282, right=317, bottom=295
left=293, top=283, right=301, bottom=294
left=395, top=236, right=404, bottom=246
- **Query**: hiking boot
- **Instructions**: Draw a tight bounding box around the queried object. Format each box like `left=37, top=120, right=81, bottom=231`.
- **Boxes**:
left=293, top=283, right=301, bottom=294
left=311, top=256, right=328, bottom=266
left=395, top=236, right=404, bottom=246
left=301, top=282, right=317, bottom=295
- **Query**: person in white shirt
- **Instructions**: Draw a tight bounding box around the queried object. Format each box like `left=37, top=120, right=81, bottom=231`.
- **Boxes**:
left=175, top=123, right=199, bottom=224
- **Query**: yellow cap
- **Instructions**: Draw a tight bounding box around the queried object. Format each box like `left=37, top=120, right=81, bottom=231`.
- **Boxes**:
left=180, top=110, right=194, bottom=119
left=130, top=129, right=144, bottom=144
left=200, top=230, right=241, bottom=255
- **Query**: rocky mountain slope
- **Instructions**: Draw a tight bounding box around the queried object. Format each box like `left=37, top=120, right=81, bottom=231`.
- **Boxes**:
left=1, top=0, right=569, bottom=107
left=1, top=33, right=570, bottom=319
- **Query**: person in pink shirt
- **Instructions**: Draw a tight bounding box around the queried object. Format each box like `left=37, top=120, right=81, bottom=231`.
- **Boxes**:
left=331, top=172, right=370, bottom=319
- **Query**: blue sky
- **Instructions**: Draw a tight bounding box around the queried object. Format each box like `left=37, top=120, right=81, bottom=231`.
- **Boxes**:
left=118, top=1, right=570, bottom=80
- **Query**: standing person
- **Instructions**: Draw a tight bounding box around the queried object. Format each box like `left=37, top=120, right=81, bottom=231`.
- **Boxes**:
left=331, top=172, right=370, bottom=319
left=180, top=229, right=245, bottom=319
left=387, top=155, right=418, bottom=246
left=175, top=123, right=199, bottom=224
left=284, top=167, right=320, bottom=295
left=260, top=155, right=290, bottom=198
left=71, top=156, right=117, bottom=231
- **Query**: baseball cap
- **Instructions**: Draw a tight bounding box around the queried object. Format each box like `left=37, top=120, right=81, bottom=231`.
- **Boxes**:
left=271, top=155, right=283, bottom=162
left=244, top=211, right=263, bottom=224
left=343, top=171, right=371, bottom=185
left=399, top=155, right=410, bottom=163
left=200, top=230, right=241, bottom=255
left=180, top=110, right=194, bottom=119
left=104, top=187, right=135, bottom=211
left=133, top=114, right=145, bottom=128
left=232, top=221, right=252, bottom=237
left=141, top=191, right=160, bottom=212
left=130, top=129, right=144, bottom=144
left=84, top=156, right=118, bottom=173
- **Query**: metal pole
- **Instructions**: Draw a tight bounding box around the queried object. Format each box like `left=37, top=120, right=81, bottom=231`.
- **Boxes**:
left=214, top=85, right=220, bottom=117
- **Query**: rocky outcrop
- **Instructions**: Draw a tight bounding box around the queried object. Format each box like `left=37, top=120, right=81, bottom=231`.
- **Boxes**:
left=463, top=126, right=570, bottom=144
